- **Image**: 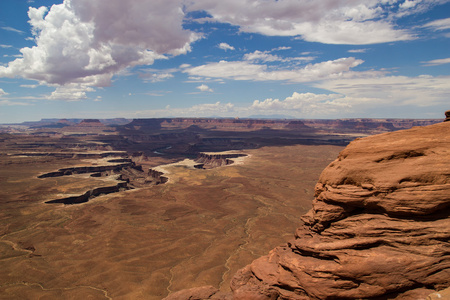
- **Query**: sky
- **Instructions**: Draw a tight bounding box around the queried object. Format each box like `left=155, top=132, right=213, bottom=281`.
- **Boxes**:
left=1, top=0, right=450, bottom=123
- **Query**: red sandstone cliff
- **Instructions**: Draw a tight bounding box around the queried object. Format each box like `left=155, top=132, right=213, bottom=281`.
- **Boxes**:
left=165, top=121, right=450, bottom=300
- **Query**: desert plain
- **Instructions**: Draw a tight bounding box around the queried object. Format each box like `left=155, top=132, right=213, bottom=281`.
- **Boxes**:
left=0, top=117, right=441, bottom=299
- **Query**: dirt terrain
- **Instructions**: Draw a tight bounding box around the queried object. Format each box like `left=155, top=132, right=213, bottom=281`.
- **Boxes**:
left=0, top=117, right=443, bottom=299
left=0, top=129, right=341, bottom=299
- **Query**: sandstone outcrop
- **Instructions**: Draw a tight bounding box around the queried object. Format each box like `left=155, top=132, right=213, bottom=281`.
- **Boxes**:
left=444, top=110, right=450, bottom=122
left=77, top=119, right=104, bottom=126
left=194, top=153, right=247, bottom=169
left=41, top=158, right=163, bottom=204
left=148, top=168, right=169, bottom=184
left=302, top=118, right=441, bottom=133
left=37, top=161, right=136, bottom=178
left=126, top=118, right=312, bottom=132
left=165, top=121, right=450, bottom=299
left=45, top=182, right=128, bottom=204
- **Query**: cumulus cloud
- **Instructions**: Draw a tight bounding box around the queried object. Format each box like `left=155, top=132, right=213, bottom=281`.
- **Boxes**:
left=0, top=0, right=199, bottom=101
left=184, top=57, right=369, bottom=83
left=71, top=0, right=200, bottom=55
left=218, top=42, right=235, bottom=51
left=251, top=92, right=350, bottom=116
left=197, top=84, right=214, bottom=92
left=47, top=84, right=94, bottom=101
left=0, top=0, right=447, bottom=103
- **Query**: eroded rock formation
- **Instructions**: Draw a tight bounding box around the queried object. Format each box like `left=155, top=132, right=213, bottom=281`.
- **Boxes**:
left=444, top=110, right=450, bottom=122
left=42, top=158, right=163, bottom=204
left=45, top=182, right=128, bottom=204
left=148, top=168, right=168, bottom=184
left=165, top=121, right=450, bottom=299
left=194, top=153, right=247, bottom=169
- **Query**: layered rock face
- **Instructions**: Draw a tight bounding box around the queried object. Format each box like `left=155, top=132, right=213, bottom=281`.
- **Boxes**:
left=194, top=153, right=247, bottom=169
left=230, top=122, right=450, bottom=299
left=166, top=122, right=450, bottom=300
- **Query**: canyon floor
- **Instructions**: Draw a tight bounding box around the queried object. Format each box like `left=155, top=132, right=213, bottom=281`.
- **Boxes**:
left=0, top=138, right=341, bottom=299
left=0, top=117, right=443, bottom=299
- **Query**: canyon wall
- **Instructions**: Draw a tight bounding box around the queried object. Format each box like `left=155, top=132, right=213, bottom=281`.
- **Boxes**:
left=122, top=118, right=440, bottom=134
left=165, top=121, right=450, bottom=299
left=194, top=153, right=247, bottom=169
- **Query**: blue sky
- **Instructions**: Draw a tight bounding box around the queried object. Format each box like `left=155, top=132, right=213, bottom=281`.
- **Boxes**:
left=1, top=0, right=450, bottom=123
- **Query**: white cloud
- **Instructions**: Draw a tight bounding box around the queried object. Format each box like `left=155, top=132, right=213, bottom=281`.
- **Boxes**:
left=251, top=92, right=350, bottom=116
left=20, top=84, right=39, bottom=88
left=72, top=0, right=200, bottom=55
left=183, top=74, right=450, bottom=117
left=1, top=26, right=25, bottom=34
left=218, top=42, right=235, bottom=51
left=190, top=101, right=233, bottom=113
left=0, top=100, right=32, bottom=106
left=90, top=71, right=450, bottom=118
left=421, top=57, right=450, bottom=66
left=244, top=50, right=315, bottom=63
left=315, top=74, right=450, bottom=108
left=400, top=0, right=420, bottom=9
left=129, top=101, right=235, bottom=118
left=186, top=0, right=415, bottom=44
left=423, top=17, right=450, bottom=31
left=197, top=84, right=214, bottom=92
left=0, top=45, right=13, bottom=49
left=46, top=84, right=94, bottom=101
left=272, top=46, right=291, bottom=51
left=244, top=50, right=283, bottom=62
left=0, top=0, right=448, bottom=105
left=143, top=90, right=172, bottom=97
left=0, top=90, right=34, bottom=107
left=185, top=57, right=368, bottom=83
left=348, top=48, right=368, bottom=53
left=0, top=0, right=200, bottom=101
left=179, top=63, right=191, bottom=69
left=139, top=69, right=176, bottom=83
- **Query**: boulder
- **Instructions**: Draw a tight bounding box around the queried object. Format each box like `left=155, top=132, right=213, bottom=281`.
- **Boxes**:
left=444, top=110, right=450, bottom=122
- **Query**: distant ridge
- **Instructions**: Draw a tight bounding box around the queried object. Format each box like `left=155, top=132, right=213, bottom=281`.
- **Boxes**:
left=4, top=118, right=132, bottom=127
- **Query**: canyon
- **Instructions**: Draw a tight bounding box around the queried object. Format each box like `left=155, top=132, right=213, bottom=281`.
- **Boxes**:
left=165, top=120, right=450, bottom=299
left=0, top=117, right=448, bottom=299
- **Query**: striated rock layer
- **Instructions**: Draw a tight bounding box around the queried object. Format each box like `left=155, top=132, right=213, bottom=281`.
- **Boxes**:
left=166, top=121, right=450, bottom=300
